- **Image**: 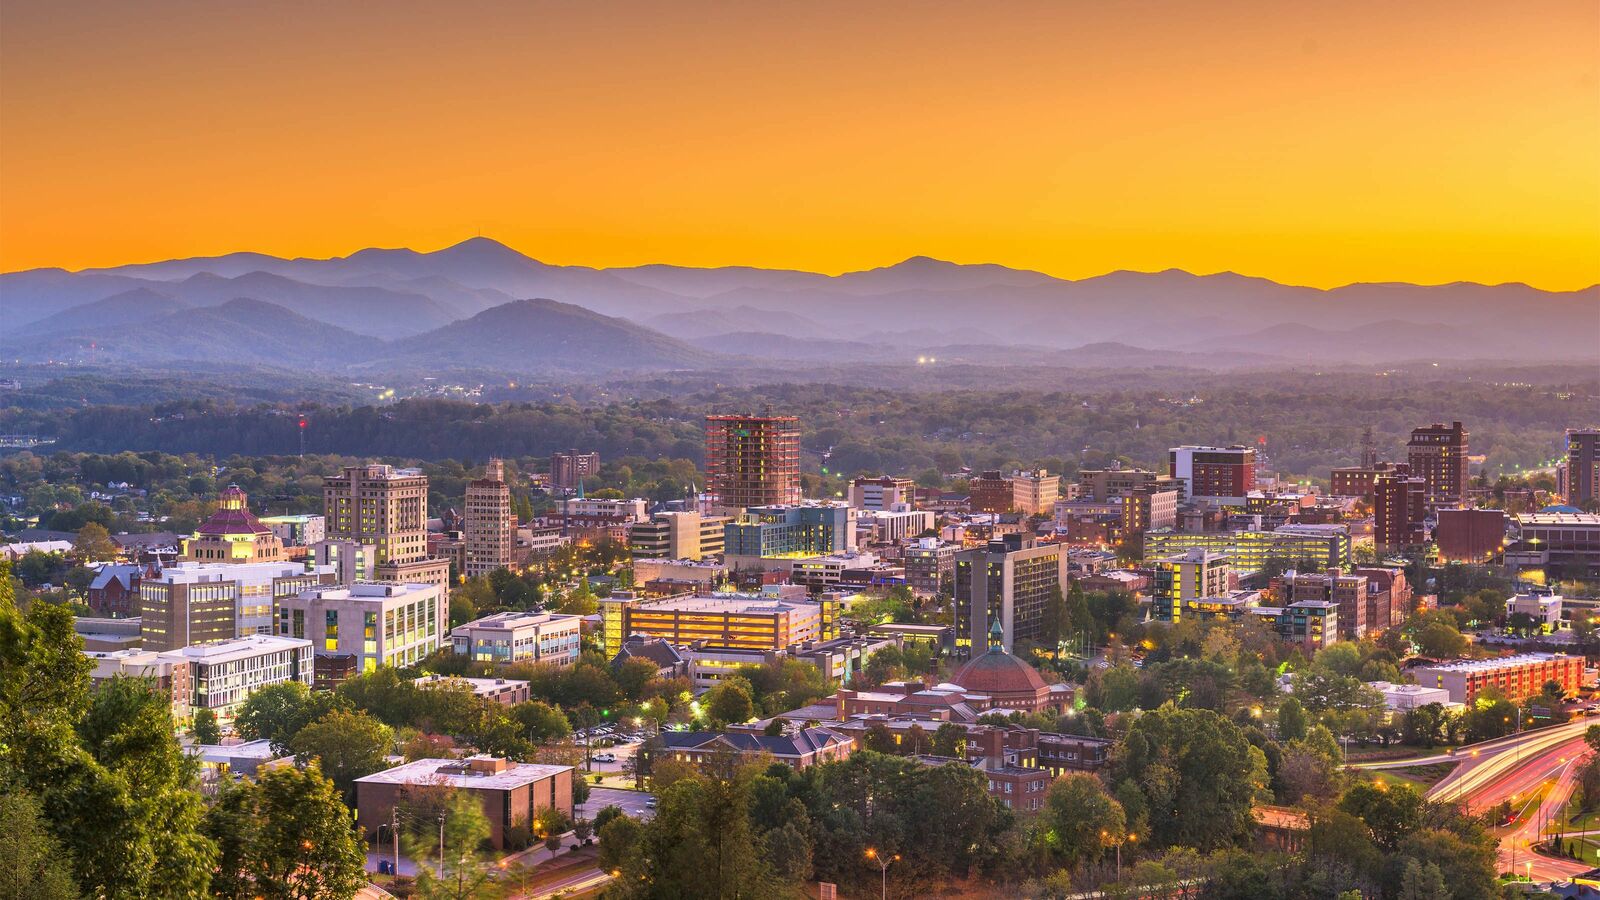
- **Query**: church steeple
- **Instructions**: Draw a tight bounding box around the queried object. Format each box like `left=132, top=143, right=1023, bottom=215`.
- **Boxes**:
left=987, top=615, right=1004, bottom=652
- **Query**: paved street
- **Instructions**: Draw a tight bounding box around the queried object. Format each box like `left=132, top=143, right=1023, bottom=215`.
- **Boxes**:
left=1416, top=721, right=1595, bottom=885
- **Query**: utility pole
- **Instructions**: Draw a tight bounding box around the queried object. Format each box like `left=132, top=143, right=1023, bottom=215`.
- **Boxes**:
left=438, top=813, right=446, bottom=877
left=392, top=807, right=400, bottom=876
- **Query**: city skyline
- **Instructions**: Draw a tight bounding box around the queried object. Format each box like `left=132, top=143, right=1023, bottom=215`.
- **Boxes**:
left=3, top=1, right=1597, bottom=289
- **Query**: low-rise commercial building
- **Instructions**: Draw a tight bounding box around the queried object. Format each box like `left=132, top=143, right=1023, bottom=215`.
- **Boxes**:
left=159, top=634, right=313, bottom=720
left=848, top=476, right=916, bottom=511
left=449, top=611, right=583, bottom=667
left=355, top=756, right=574, bottom=850
left=599, top=593, right=824, bottom=657
left=413, top=674, right=531, bottom=705
left=138, top=560, right=338, bottom=652
left=1507, top=513, right=1600, bottom=578
left=858, top=509, right=936, bottom=545
left=1506, top=593, right=1564, bottom=632
left=628, top=511, right=729, bottom=561
left=258, top=514, right=326, bottom=547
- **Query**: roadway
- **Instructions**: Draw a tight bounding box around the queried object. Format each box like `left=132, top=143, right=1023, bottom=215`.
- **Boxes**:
left=1414, top=722, right=1594, bottom=884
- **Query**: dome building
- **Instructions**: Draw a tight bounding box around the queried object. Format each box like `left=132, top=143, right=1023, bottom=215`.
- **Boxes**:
left=950, top=618, right=1073, bottom=714
left=182, top=486, right=286, bottom=563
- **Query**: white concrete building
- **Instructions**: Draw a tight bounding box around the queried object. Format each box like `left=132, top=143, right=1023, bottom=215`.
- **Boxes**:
left=450, top=611, right=583, bottom=667
left=1367, top=681, right=1455, bottom=710
left=277, top=581, right=445, bottom=684
left=160, top=634, right=313, bottom=720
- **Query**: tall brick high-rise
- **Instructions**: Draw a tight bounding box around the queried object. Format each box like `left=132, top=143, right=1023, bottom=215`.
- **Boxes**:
left=1406, top=421, right=1468, bottom=506
left=324, top=465, right=450, bottom=628
left=465, top=458, right=515, bottom=577
left=1566, top=429, right=1600, bottom=508
left=550, top=449, right=600, bottom=491
left=1374, top=470, right=1427, bottom=550
left=704, top=414, right=801, bottom=512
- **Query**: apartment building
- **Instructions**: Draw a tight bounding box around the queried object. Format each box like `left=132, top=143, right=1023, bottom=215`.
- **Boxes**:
left=550, top=449, right=600, bottom=491
left=1407, top=421, right=1469, bottom=506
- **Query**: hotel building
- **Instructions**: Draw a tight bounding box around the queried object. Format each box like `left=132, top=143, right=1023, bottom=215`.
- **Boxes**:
left=704, top=413, right=801, bottom=512
left=465, top=458, right=516, bottom=577
left=1406, top=421, right=1469, bottom=506
left=1411, top=653, right=1583, bottom=705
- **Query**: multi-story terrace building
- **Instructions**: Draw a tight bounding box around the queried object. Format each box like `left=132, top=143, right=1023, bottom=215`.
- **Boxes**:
left=449, top=611, right=584, bottom=667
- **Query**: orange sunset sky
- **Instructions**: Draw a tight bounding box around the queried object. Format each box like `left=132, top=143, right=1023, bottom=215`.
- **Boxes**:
left=1, top=0, right=1597, bottom=290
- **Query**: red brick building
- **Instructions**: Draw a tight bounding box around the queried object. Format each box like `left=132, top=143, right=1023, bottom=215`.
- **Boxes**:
left=354, top=756, right=573, bottom=849
left=1374, top=472, right=1427, bottom=550
left=1407, top=421, right=1470, bottom=507
left=1434, top=507, right=1508, bottom=563
left=86, top=564, right=142, bottom=618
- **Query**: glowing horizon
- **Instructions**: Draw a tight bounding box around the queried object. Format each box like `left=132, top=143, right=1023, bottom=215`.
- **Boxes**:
left=2, top=1, right=1597, bottom=291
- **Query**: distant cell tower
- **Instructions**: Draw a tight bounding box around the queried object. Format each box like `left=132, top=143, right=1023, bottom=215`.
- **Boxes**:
left=298, top=416, right=308, bottom=457
left=1361, top=426, right=1377, bottom=468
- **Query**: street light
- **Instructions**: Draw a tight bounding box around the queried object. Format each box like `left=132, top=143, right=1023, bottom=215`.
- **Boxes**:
left=1102, top=830, right=1135, bottom=880
left=864, top=847, right=899, bottom=900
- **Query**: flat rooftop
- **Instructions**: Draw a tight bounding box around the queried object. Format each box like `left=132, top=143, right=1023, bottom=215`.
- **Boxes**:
left=161, top=634, right=310, bottom=663
left=356, top=757, right=572, bottom=790
left=149, top=561, right=331, bottom=585
left=455, top=611, right=582, bottom=631
left=1417, top=653, right=1575, bottom=673
left=1518, top=513, right=1600, bottom=526
left=635, top=594, right=817, bottom=615
left=413, top=674, right=529, bottom=695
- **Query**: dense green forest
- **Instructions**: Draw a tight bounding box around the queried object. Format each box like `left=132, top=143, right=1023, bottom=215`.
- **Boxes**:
left=3, top=367, right=1592, bottom=481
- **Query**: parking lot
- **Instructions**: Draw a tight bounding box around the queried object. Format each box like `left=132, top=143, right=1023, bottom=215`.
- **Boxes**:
left=586, top=786, right=655, bottom=821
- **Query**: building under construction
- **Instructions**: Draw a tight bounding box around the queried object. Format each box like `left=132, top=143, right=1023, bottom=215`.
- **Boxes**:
left=705, top=414, right=801, bottom=512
